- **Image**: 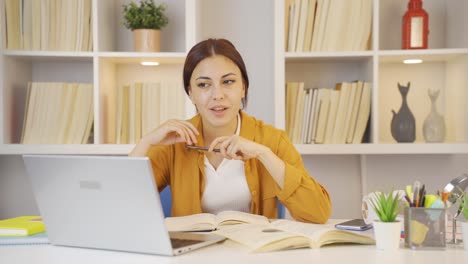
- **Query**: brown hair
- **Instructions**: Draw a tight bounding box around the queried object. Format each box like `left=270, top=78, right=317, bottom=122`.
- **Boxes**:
left=183, top=38, right=249, bottom=107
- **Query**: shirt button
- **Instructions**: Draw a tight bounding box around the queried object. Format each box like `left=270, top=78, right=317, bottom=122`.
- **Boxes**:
left=251, top=190, right=257, bottom=196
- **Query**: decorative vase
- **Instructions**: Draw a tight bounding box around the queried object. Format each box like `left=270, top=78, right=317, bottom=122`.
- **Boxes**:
left=423, top=89, right=445, bottom=142
left=402, top=0, right=429, bottom=49
left=391, top=82, right=416, bottom=142
left=373, top=221, right=402, bottom=250
left=133, top=29, right=161, bottom=52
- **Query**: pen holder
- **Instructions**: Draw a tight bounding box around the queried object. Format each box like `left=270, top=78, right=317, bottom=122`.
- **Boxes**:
left=404, top=207, right=446, bottom=250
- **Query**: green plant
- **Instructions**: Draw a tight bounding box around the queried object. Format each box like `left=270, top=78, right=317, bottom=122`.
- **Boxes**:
left=455, top=187, right=468, bottom=220
left=122, top=0, right=169, bottom=30
left=369, top=190, right=402, bottom=222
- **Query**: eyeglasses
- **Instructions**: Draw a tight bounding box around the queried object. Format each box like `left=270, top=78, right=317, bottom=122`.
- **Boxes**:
left=185, top=145, right=221, bottom=153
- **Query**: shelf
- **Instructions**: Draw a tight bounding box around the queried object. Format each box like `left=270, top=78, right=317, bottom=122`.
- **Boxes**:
left=2, top=51, right=93, bottom=62
left=1, top=143, right=467, bottom=156
left=0, top=144, right=133, bottom=155
left=295, top=143, right=468, bottom=155
left=285, top=51, right=374, bottom=62
left=98, top=52, right=186, bottom=64
left=379, top=49, right=468, bottom=63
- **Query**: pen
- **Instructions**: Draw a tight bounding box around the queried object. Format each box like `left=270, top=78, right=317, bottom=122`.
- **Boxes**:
left=185, top=145, right=221, bottom=153
left=404, top=195, right=413, bottom=207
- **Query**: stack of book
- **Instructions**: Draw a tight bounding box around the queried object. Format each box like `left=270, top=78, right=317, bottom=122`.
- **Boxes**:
left=0, top=216, right=49, bottom=246
left=21, top=82, right=94, bottom=144
left=115, top=82, right=186, bottom=144
left=286, top=81, right=371, bottom=144
left=285, top=0, right=373, bottom=52
left=4, top=0, right=93, bottom=51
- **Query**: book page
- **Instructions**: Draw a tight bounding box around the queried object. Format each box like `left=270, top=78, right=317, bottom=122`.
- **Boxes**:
left=270, top=219, right=374, bottom=248
left=215, top=211, right=270, bottom=227
left=164, top=213, right=216, bottom=232
left=214, top=223, right=310, bottom=252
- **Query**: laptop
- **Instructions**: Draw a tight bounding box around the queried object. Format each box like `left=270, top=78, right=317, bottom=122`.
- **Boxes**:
left=22, top=154, right=225, bottom=256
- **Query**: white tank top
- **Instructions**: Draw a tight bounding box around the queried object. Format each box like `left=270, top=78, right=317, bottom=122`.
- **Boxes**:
left=201, top=114, right=251, bottom=214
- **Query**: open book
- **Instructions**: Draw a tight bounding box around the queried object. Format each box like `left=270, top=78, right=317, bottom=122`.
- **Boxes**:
left=165, top=211, right=270, bottom=232
left=214, top=219, right=375, bottom=252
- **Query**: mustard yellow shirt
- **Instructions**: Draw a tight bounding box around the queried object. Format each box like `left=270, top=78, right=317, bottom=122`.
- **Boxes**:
left=146, top=112, right=332, bottom=223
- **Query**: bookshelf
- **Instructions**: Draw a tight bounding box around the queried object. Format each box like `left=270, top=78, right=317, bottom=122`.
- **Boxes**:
left=1, top=0, right=468, bottom=219
left=277, top=0, right=468, bottom=154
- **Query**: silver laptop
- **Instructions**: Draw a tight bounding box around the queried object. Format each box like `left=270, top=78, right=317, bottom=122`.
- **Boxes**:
left=22, top=155, right=225, bottom=256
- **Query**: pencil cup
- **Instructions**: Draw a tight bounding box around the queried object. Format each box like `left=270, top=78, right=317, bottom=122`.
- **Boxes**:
left=404, top=207, right=446, bottom=250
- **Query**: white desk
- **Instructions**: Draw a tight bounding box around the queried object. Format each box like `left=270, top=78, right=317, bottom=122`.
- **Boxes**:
left=1, top=240, right=467, bottom=264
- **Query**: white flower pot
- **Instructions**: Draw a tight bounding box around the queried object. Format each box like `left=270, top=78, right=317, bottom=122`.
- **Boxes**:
left=373, top=221, right=401, bottom=250
left=461, top=221, right=468, bottom=250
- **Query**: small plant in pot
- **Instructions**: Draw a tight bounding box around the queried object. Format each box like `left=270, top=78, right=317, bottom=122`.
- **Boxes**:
left=122, top=0, right=169, bottom=52
left=454, top=187, right=468, bottom=250
left=369, top=190, right=403, bottom=250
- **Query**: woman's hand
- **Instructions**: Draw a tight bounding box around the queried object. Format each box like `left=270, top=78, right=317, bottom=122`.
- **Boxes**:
left=208, top=135, right=269, bottom=160
left=144, top=119, right=200, bottom=146
left=129, top=119, right=199, bottom=157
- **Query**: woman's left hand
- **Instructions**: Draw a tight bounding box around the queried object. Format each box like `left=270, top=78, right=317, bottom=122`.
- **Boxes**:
left=208, top=135, right=269, bottom=160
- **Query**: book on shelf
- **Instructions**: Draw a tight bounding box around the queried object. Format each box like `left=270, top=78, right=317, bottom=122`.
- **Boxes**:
left=295, top=0, right=309, bottom=52
left=323, top=90, right=340, bottom=144
left=330, top=82, right=351, bottom=143
left=346, top=81, right=364, bottom=143
left=286, top=0, right=372, bottom=52
left=214, top=219, right=375, bottom=253
left=115, top=81, right=185, bottom=144
left=0, top=232, right=49, bottom=246
left=0, top=216, right=45, bottom=236
left=21, top=82, right=93, bottom=144
left=165, top=211, right=270, bottom=232
left=352, top=82, right=372, bottom=144
left=303, top=0, right=317, bottom=52
left=4, top=0, right=92, bottom=51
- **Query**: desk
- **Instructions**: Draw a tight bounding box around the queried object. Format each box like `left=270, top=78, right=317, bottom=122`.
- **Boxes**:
left=0, top=240, right=467, bottom=264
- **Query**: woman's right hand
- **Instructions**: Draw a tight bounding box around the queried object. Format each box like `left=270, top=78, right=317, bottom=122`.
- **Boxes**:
left=144, top=119, right=200, bottom=146
left=129, top=119, right=199, bottom=157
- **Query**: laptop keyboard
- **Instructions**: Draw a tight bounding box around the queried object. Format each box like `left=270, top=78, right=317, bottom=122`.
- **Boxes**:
left=170, top=238, right=204, bottom=249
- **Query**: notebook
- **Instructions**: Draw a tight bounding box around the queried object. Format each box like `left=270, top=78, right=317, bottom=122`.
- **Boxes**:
left=22, top=155, right=225, bottom=256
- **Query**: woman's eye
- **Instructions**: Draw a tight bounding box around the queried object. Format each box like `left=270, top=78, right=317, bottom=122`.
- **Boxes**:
left=223, top=79, right=235, bottom=85
left=197, top=82, right=210, bottom=88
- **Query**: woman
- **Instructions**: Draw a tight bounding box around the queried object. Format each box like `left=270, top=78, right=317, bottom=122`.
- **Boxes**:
left=130, top=38, right=331, bottom=223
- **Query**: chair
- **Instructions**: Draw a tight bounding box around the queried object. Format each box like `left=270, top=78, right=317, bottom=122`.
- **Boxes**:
left=160, top=186, right=286, bottom=219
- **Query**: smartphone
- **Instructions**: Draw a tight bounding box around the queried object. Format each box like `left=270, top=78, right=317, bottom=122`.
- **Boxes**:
left=335, top=219, right=373, bottom=231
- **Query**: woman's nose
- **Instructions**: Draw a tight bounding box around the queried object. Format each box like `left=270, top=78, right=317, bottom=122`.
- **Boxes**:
left=211, top=84, right=225, bottom=100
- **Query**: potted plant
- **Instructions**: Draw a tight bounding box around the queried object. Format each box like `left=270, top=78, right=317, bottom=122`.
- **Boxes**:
left=122, top=0, right=169, bottom=52
left=455, top=187, right=468, bottom=250
left=369, top=190, right=403, bottom=250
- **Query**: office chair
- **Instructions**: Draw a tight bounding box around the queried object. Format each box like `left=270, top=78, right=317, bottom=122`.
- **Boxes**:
left=159, top=186, right=287, bottom=219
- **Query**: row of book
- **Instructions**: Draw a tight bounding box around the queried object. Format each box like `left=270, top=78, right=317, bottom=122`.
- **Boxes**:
left=21, top=82, right=94, bottom=144
left=115, top=82, right=186, bottom=144
left=286, top=81, right=371, bottom=144
left=286, top=0, right=373, bottom=52
left=4, top=0, right=93, bottom=51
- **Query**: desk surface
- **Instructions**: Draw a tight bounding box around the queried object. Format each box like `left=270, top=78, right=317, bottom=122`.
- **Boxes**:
left=0, top=240, right=467, bottom=264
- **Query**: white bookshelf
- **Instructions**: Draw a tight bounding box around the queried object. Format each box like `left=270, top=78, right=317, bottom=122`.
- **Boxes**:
left=275, top=0, right=468, bottom=154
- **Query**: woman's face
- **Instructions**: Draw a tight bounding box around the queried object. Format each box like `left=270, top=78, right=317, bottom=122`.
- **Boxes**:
left=188, top=55, right=245, bottom=129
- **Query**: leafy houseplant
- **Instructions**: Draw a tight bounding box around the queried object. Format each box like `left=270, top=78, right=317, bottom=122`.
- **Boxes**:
left=369, top=190, right=402, bottom=222
left=369, top=190, right=403, bottom=250
left=455, top=187, right=468, bottom=250
left=122, top=0, right=169, bottom=52
left=455, top=187, right=468, bottom=220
